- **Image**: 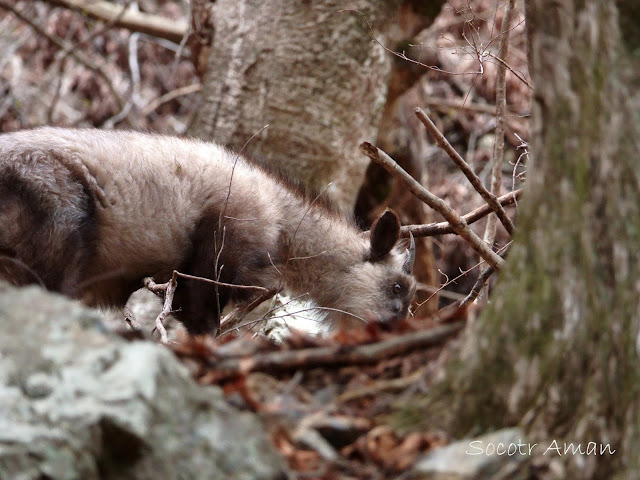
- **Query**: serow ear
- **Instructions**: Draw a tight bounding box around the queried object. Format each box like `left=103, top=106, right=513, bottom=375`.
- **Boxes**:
left=368, top=209, right=401, bottom=262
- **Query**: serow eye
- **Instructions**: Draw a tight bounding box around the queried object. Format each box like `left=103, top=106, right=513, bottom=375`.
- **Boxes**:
left=393, top=283, right=402, bottom=295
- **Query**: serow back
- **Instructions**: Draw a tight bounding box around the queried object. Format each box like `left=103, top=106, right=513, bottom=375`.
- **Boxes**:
left=0, top=127, right=416, bottom=335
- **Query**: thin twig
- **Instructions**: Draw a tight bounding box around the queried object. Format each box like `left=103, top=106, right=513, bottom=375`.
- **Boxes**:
left=360, top=143, right=505, bottom=271
left=217, top=292, right=311, bottom=337
left=485, top=51, right=533, bottom=90
left=416, top=258, right=484, bottom=315
left=416, top=283, right=466, bottom=301
left=213, top=226, right=226, bottom=321
left=512, top=133, right=529, bottom=196
left=400, top=188, right=522, bottom=237
left=220, top=302, right=369, bottom=338
left=460, top=265, right=496, bottom=307
left=415, top=242, right=510, bottom=316
left=212, top=126, right=271, bottom=326
left=414, top=107, right=515, bottom=236
left=341, top=8, right=482, bottom=77
left=218, top=289, right=278, bottom=333
left=144, top=274, right=178, bottom=344
left=142, top=83, right=202, bottom=115
left=174, top=271, right=271, bottom=293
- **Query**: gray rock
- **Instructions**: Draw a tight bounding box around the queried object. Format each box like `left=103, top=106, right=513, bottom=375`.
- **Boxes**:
left=0, top=284, right=286, bottom=480
left=410, top=428, right=529, bottom=480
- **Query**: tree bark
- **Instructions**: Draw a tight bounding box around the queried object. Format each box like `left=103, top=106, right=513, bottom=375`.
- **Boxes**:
left=189, top=0, right=403, bottom=210
left=408, top=1, right=640, bottom=478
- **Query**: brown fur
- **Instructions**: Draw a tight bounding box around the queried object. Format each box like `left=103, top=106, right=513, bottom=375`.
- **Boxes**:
left=0, top=127, right=416, bottom=334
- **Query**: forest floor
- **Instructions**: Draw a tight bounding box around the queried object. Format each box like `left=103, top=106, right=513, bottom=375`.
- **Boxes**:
left=168, top=307, right=470, bottom=480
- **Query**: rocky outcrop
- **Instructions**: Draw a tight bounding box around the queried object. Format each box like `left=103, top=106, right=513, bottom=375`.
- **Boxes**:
left=0, top=283, right=286, bottom=480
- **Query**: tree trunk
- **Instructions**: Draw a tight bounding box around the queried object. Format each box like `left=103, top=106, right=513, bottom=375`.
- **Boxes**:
left=189, top=0, right=400, bottom=210
left=410, top=1, right=640, bottom=478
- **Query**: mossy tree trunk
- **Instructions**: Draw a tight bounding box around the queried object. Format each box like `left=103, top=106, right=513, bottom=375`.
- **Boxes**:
left=416, top=1, right=640, bottom=478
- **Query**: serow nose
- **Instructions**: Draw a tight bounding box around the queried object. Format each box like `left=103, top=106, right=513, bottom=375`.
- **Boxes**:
left=392, top=300, right=403, bottom=316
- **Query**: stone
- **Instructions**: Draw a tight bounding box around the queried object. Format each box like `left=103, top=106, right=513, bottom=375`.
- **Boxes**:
left=409, top=428, right=529, bottom=480
left=0, top=284, right=286, bottom=480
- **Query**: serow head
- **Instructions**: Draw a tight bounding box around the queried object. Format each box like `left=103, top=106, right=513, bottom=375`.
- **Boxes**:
left=335, top=209, right=417, bottom=326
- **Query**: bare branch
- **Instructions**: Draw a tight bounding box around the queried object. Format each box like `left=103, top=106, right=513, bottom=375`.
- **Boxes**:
left=144, top=274, right=177, bottom=344
left=414, top=107, right=515, bottom=236
left=201, top=322, right=465, bottom=382
left=401, top=188, right=522, bottom=237
left=360, top=142, right=505, bottom=271
left=484, top=0, right=515, bottom=247
left=43, top=0, right=188, bottom=44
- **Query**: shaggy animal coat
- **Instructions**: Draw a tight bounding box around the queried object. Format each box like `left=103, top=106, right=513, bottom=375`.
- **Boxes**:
left=0, top=127, right=416, bottom=334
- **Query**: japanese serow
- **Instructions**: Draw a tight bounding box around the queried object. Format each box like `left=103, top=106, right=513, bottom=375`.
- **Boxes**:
left=0, top=128, right=416, bottom=335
